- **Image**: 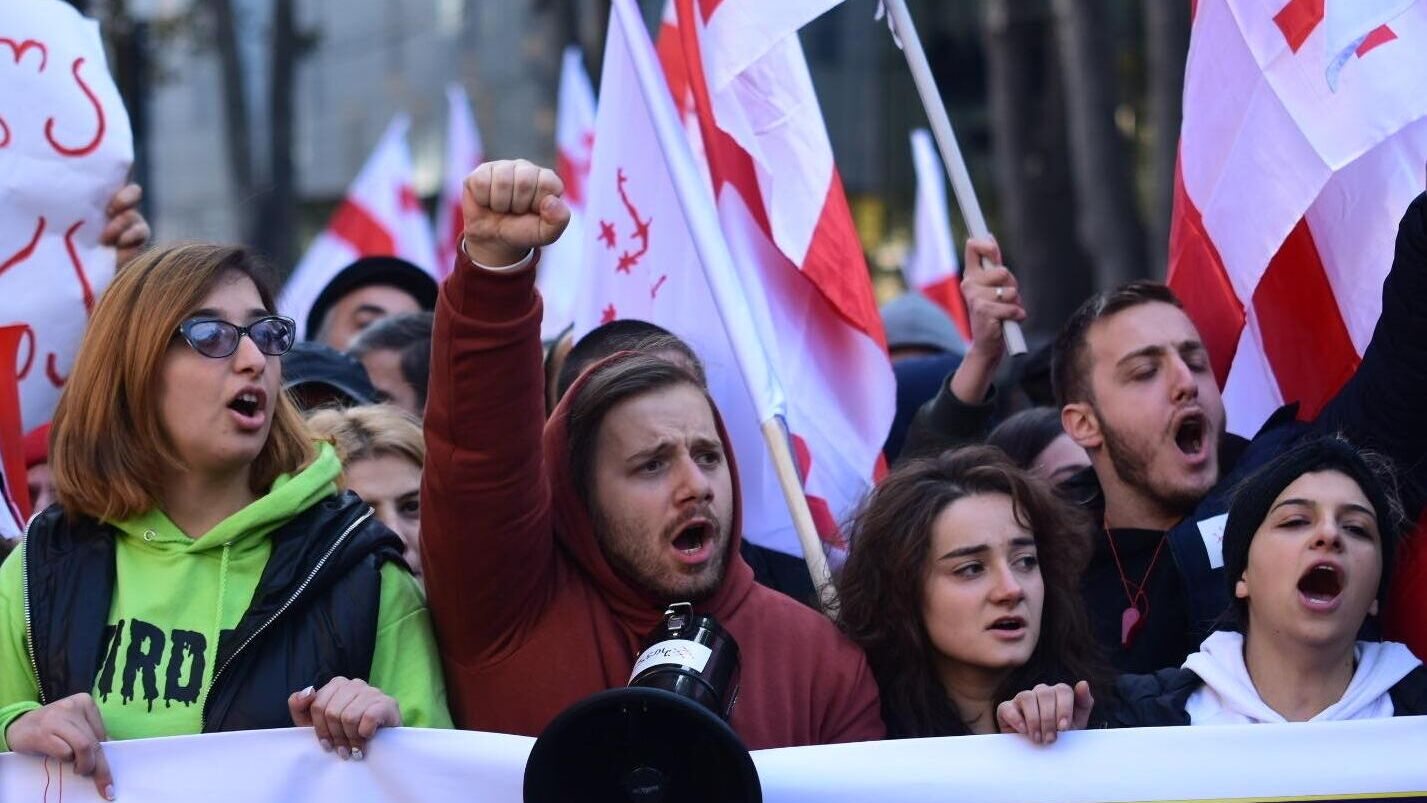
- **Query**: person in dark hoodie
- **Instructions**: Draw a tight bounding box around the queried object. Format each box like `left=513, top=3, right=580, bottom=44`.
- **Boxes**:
left=0, top=244, right=449, bottom=800
left=422, top=158, right=884, bottom=748
left=914, top=193, right=1427, bottom=673
left=1106, top=436, right=1427, bottom=726
left=837, top=446, right=1109, bottom=743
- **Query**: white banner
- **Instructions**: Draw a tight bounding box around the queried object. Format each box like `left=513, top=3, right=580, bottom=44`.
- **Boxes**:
left=4, top=718, right=1427, bottom=801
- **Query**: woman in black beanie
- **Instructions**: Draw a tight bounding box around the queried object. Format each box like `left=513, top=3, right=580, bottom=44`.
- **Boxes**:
left=1105, top=436, right=1427, bottom=726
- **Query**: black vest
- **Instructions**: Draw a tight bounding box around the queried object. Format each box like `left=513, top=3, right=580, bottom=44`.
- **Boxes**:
left=22, top=491, right=404, bottom=732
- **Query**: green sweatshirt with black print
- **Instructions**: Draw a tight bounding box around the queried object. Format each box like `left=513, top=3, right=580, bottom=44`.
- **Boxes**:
left=0, top=442, right=451, bottom=750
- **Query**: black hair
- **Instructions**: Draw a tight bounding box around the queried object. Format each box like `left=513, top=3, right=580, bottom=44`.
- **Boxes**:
left=556, top=320, right=706, bottom=403
left=347, top=311, right=434, bottom=411
left=987, top=408, right=1067, bottom=471
left=1051, top=281, right=1183, bottom=406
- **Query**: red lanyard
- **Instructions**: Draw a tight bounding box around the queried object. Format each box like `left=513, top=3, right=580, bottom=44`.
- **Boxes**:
left=1103, top=519, right=1168, bottom=648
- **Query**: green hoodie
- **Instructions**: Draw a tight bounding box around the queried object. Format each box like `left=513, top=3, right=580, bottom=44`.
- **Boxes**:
left=0, top=443, right=451, bottom=750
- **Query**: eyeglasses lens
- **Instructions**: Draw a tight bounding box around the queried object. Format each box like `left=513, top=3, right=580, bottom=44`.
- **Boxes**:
left=250, top=318, right=294, bottom=355
left=189, top=321, right=239, bottom=358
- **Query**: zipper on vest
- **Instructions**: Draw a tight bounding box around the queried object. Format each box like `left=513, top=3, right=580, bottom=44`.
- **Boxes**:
left=20, top=517, right=46, bottom=705
left=199, top=508, right=373, bottom=730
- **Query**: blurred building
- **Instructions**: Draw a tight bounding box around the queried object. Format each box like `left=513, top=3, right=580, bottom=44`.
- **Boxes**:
left=135, top=0, right=1043, bottom=315
left=144, top=0, right=563, bottom=254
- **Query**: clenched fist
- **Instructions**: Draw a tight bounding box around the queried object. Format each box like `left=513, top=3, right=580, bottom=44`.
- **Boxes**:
left=461, top=159, right=570, bottom=267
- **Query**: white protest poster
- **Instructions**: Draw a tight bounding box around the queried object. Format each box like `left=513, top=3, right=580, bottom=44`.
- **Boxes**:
left=0, top=0, right=133, bottom=433
left=3, top=718, right=1427, bottom=801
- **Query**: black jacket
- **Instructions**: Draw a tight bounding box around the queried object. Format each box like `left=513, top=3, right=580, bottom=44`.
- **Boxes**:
left=1104, top=664, right=1427, bottom=728
left=907, top=193, right=1427, bottom=672
left=23, top=491, right=403, bottom=732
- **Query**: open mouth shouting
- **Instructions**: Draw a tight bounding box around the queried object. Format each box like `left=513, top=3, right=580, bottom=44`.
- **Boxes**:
left=1171, top=409, right=1211, bottom=465
left=227, top=386, right=269, bottom=431
left=669, top=516, right=717, bottom=566
left=1297, top=561, right=1345, bottom=613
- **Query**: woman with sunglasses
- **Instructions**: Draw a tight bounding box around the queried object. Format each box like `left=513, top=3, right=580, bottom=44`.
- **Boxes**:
left=0, top=244, right=450, bottom=799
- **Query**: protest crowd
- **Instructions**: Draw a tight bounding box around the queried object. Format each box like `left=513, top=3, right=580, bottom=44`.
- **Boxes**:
left=3, top=0, right=1427, bottom=800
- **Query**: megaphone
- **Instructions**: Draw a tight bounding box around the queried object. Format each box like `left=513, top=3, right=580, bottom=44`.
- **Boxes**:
left=524, top=602, right=762, bottom=802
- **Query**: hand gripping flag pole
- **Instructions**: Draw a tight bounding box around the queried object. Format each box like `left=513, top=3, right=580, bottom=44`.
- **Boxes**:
left=882, top=0, right=1029, bottom=356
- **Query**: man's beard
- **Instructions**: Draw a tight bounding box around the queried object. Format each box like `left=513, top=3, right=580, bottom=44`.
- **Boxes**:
left=592, top=507, right=730, bottom=604
left=1098, top=413, right=1207, bottom=522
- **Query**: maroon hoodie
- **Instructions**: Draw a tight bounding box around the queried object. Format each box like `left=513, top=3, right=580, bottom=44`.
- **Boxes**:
left=421, top=254, right=885, bottom=749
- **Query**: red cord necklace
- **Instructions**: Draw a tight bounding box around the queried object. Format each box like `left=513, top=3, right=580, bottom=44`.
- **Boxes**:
left=1103, top=518, right=1169, bottom=649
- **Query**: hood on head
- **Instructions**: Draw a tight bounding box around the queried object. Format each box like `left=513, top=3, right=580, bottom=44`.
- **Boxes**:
left=543, top=350, right=754, bottom=632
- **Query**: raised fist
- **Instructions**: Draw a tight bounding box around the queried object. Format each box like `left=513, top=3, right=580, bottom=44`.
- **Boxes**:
left=461, top=159, right=570, bottom=267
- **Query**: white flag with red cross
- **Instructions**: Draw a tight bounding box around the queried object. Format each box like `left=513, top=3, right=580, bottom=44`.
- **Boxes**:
left=435, top=85, right=484, bottom=279
left=906, top=128, right=972, bottom=341
left=1170, top=0, right=1427, bottom=436
left=574, top=0, right=893, bottom=559
left=280, top=115, right=438, bottom=337
left=538, top=45, right=598, bottom=341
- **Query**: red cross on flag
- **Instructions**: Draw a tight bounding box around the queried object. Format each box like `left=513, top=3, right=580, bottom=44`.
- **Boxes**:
left=906, top=128, right=971, bottom=341
left=537, top=45, right=598, bottom=340
left=574, top=0, right=893, bottom=559
left=435, top=85, right=484, bottom=280
left=280, top=115, right=438, bottom=335
left=1170, top=0, right=1427, bottom=436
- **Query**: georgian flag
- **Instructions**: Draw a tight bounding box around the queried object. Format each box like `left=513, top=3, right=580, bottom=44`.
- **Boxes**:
left=435, top=85, right=484, bottom=279
left=538, top=46, right=598, bottom=340
left=574, top=0, right=893, bottom=559
left=1170, top=0, right=1427, bottom=435
left=906, top=128, right=971, bottom=340
left=280, top=116, right=437, bottom=336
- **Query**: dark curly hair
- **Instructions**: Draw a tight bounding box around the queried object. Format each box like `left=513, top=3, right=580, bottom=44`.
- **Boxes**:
left=835, top=446, right=1109, bottom=737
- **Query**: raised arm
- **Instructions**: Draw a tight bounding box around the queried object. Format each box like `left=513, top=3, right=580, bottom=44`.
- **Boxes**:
left=900, top=237, right=1026, bottom=461
left=1313, top=192, right=1427, bottom=512
left=421, top=160, right=571, bottom=667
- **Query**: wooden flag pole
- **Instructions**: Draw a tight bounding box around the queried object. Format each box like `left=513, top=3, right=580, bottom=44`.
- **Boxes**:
left=612, top=0, right=838, bottom=609
left=761, top=418, right=837, bottom=609
left=883, top=0, right=1029, bottom=356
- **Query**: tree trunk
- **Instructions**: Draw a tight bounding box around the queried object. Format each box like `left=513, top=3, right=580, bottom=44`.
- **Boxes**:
left=1145, top=0, right=1190, bottom=278
left=255, top=0, right=298, bottom=271
left=1050, top=0, right=1147, bottom=288
left=981, top=0, right=1094, bottom=336
left=208, top=0, right=256, bottom=236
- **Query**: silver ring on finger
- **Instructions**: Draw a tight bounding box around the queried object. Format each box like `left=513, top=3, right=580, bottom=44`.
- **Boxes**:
left=995, top=286, right=1004, bottom=301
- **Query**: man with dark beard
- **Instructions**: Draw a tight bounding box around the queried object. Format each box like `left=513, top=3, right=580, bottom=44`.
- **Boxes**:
left=1048, top=197, right=1427, bottom=671
left=420, top=159, right=884, bottom=747
left=911, top=207, right=1427, bottom=673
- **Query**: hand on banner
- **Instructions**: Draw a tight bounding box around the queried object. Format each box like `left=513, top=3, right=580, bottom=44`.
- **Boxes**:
left=288, top=677, right=402, bottom=761
left=5, top=693, right=115, bottom=800
left=995, top=680, right=1094, bottom=745
left=460, top=159, right=570, bottom=267
left=101, top=183, right=150, bottom=271
left=949, top=236, right=1027, bottom=405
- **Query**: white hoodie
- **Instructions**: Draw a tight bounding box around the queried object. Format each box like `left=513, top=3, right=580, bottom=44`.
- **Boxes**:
left=1183, top=631, right=1422, bottom=725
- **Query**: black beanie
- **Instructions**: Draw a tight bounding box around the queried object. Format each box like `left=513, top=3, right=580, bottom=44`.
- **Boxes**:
left=305, top=256, right=438, bottom=341
left=1222, top=436, right=1403, bottom=626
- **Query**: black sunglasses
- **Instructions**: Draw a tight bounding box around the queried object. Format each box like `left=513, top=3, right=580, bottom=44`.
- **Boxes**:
left=177, top=315, right=297, bottom=359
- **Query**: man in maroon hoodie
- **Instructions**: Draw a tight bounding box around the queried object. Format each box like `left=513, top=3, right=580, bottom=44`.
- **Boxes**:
left=421, top=159, right=884, bottom=749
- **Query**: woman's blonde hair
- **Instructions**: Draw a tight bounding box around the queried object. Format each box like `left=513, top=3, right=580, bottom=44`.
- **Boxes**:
left=305, top=404, right=424, bottom=469
left=50, top=242, right=314, bottom=520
